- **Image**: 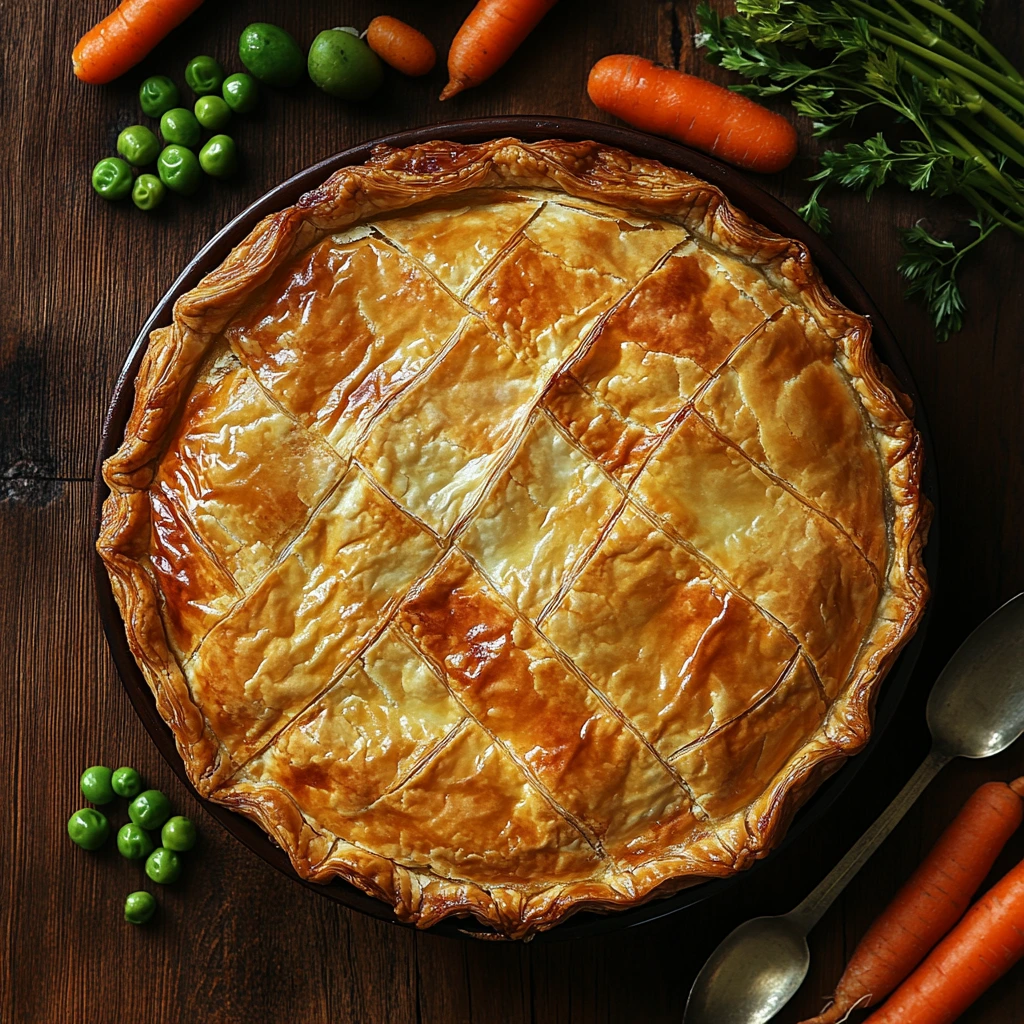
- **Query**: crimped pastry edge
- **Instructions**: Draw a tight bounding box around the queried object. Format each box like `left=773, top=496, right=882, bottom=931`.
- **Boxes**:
left=97, top=137, right=931, bottom=938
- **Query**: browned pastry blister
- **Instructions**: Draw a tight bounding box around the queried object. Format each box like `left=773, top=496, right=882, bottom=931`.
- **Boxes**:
left=98, top=138, right=931, bottom=938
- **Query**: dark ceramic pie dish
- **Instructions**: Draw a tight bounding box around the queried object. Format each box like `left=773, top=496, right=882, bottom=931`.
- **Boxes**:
left=92, top=115, right=938, bottom=940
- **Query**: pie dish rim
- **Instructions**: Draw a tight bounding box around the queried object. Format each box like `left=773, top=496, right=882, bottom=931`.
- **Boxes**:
left=91, top=117, right=938, bottom=940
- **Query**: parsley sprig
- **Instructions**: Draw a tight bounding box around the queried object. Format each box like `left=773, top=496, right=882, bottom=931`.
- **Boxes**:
left=696, top=0, right=1024, bottom=340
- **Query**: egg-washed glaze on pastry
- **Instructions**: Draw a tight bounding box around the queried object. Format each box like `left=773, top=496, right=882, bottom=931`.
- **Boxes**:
left=98, top=138, right=930, bottom=938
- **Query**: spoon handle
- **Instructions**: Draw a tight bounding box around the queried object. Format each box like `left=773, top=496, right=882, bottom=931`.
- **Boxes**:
left=788, top=746, right=951, bottom=933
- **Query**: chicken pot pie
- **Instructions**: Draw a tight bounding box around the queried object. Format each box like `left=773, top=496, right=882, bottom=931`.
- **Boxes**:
left=98, top=138, right=930, bottom=938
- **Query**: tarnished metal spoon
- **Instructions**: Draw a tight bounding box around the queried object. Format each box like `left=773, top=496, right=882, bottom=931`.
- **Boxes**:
left=684, top=592, right=1024, bottom=1024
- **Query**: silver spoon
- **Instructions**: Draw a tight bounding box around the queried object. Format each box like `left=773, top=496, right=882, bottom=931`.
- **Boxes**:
left=684, top=592, right=1024, bottom=1024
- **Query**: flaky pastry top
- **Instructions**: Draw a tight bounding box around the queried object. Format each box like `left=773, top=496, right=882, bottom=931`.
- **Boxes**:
left=98, top=138, right=930, bottom=938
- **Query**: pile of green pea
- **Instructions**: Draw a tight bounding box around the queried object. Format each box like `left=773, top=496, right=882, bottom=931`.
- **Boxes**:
left=92, top=23, right=389, bottom=210
left=67, top=765, right=197, bottom=925
left=92, top=55, right=258, bottom=210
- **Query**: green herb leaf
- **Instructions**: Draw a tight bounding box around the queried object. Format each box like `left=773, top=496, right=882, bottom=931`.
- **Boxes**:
left=797, top=183, right=833, bottom=234
left=897, top=217, right=996, bottom=340
left=694, top=0, right=1024, bottom=338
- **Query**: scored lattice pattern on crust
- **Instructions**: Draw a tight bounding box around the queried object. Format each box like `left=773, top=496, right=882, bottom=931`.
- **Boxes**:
left=98, top=139, right=930, bottom=938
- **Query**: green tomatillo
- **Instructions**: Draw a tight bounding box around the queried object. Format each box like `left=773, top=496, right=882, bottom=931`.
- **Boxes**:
left=238, top=23, right=304, bottom=87
left=307, top=28, right=383, bottom=101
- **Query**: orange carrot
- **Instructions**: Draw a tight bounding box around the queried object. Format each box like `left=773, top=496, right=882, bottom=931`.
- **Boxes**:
left=587, top=54, right=798, bottom=174
left=367, top=16, right=436, bottom=77
left=800, top=780, right=1024, bottom=1024
left=73, top=0, right=206, bottom=85
left=863, top=852, right=1024, bottom=1024
left=441, top=0, right=558, bottom=101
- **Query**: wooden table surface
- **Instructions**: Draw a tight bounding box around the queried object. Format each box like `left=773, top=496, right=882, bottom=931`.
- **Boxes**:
left=3, top=2, right=1023, bottom=1021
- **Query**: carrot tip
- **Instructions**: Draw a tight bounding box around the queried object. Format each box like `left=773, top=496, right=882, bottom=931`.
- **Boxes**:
left=439, top=80, right=464, bottom=101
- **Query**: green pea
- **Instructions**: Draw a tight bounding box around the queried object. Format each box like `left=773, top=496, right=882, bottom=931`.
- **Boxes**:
left=161, top=815, right=196, bottom=852
left=91, top=158, right=133, bottom=201
left=239, top=22, right=304, bottom=87
left=198, top=135, right=237, bottom=179
left=67, top=808, right=110, bottom=850
left=194, top=95, right=231, bottom=131
left=111, top=766, right=143, bottom=799
left=79, top=765, right=115, bottom=804
left=159, top=107, right=201, bottom=148
left=117, top=822, right=155, bottom=860
left=132, top=173, right=166, bottom=211
left=222, top=72, right=258, bottom=113
left=124, top=891, right=157, bottom=925
left=139, top=76, right=180, bottom=118
left=145, top=847, right=182, bottom=885
left=157, top=145, right=202, bottom=196
left=185, top=55, right=225, bottom=96
left=128, top=789, right=173, bottom=830
left=117, top=125, right=160, bottom=167
left=307, top=28, right=383, bottom=101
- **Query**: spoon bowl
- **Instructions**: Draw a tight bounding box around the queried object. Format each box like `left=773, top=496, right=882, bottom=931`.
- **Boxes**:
left=684, top=593, right=1024, bottom=1024
left=685, top=916, right=809, bottom=1024
left=927, top=592, right=1024, bottom=758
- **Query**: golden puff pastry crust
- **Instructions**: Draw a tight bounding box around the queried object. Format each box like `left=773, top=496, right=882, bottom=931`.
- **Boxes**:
left=98, top=138, right=931, bottom=938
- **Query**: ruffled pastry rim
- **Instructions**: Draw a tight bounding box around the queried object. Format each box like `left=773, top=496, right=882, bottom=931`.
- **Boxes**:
left=97, top=138, right=931, bottom=939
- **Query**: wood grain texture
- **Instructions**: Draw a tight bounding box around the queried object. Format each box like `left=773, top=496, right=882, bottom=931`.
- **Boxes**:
left=1, top=1, right=1022, bottom=1021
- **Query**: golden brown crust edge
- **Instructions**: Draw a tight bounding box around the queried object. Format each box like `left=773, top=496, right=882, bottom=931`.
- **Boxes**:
left=97, top=137, right=931, bottom=938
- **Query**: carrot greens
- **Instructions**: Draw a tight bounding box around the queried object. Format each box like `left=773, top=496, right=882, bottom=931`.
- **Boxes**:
left=696, top=0, right=1024, bottom=340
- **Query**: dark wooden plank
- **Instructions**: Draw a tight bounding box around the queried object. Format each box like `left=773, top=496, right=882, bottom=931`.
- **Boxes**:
left=0, top=483, right=421, bottom=1024
left=3, top=0, right=1024, bottom=1021
left=416, top=933, right=475, bottom=1024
